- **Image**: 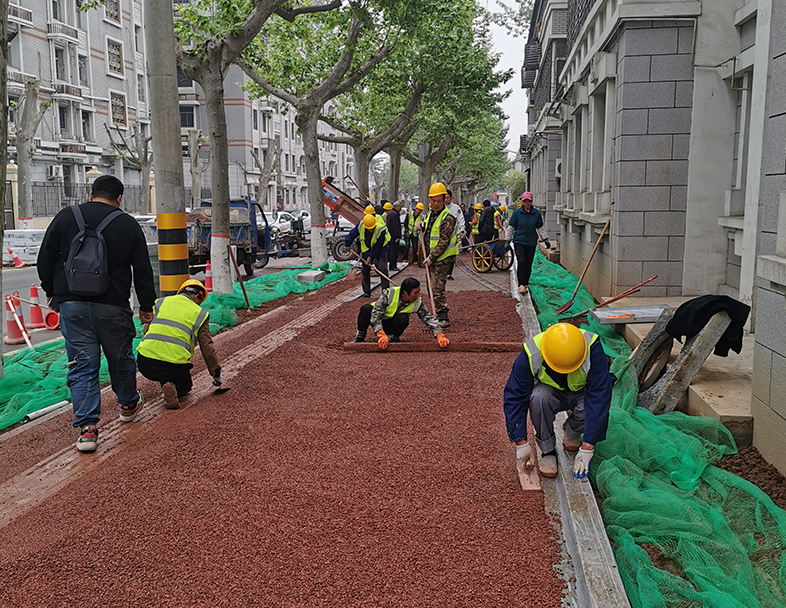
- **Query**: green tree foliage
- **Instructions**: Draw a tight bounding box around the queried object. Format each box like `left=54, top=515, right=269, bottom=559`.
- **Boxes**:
left=505, top=168, right=528, bottom=201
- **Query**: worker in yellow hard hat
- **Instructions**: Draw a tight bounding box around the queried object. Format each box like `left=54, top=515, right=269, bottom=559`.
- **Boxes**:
left=503, top=323, right=615, bottom=480
left=470, top=203, right=482, bottom=244
left=405, top=202, right=425, bottom=265
left=383, top=202, right=393, bottom=211
left=345, top=211, right=391, bottom=298
left=137, top=279, right=222, bottom=409
left=364, top=205, right=376, bottom=215
left=417, top=182, right=458, bottom=327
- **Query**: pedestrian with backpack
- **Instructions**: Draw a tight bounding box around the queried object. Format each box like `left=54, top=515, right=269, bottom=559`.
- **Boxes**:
left=38, top=175, right=156, bottom=453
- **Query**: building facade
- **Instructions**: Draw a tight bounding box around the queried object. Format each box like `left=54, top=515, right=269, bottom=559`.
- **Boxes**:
left=7, top=0, right=150, bottom=221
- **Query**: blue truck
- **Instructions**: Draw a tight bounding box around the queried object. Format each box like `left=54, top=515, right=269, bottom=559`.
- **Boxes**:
left=187, top=199, right=271, bottom=276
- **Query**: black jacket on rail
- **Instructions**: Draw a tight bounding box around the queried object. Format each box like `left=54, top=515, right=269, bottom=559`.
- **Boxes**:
left=665, top=295, right=750, bottom=357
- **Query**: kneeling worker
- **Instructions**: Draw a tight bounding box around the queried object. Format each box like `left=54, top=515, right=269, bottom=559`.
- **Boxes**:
left=136, top=279, right=222, bottom=409
left=503, top=323, right=614, bottom=479
left=353, top=277, right=450, bottom=349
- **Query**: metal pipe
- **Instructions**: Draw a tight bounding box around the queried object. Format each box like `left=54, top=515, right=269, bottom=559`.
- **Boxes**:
left=23, top=400, right=70, bottom=423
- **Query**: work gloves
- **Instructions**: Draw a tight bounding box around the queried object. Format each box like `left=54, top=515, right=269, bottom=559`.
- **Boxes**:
left=424, top=256, right=432, bottom=267
left=376, top=330, right=389, bottom=350
left=516, top=443, right=534, bottom=468
left=573, top=448, right=593, bottom=479
left=544, top=239, right=551, bottom=249
left=436, top=333, right=449, bottom=348
left=213, top=367, right=223, bottom=387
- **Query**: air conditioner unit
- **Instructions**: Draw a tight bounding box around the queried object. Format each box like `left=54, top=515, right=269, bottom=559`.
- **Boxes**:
left=47, top=164, right=64, bottom=180
left=554, top=158, right=562, bottom=180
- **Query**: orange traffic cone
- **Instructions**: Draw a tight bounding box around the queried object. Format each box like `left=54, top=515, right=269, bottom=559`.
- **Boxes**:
left=4, top=296, right=26, bottom=344
left=28, top=284, right=46, bottom=328
left=6, top=247, right=25, bottom=268
left=44, top=310, right=60, bottom=330
left=205, top=260, right=213, bottom=293
left=11, top=292, right=25, bottom=329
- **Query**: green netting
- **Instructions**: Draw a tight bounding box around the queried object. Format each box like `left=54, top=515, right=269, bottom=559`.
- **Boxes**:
left=529, top=251, right=786, bottom=607
left=0, top=263, right=350, bottom=431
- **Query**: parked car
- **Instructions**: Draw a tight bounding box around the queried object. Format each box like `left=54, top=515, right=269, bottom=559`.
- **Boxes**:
left=289, top=210, right=312, bottom=233
left=266, top=211, right=297, bottom=233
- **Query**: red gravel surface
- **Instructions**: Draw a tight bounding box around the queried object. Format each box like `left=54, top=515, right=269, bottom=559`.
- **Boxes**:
left=0, top=281, right=564, bottom=607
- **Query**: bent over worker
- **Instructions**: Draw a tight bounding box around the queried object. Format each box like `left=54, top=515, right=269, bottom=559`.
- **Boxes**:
left=503, top=323, right=614, bottom=479
left=136, top=279, right=222, bottom=410
left=353, top=277, right=450, bottom=349
left=418, top=182, right=457, bottom=327
left=345, top=213, right=391, bottom=298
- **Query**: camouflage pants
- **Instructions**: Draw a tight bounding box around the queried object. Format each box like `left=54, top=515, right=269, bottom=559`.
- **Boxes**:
left=430, top=257, right=454, bottom=318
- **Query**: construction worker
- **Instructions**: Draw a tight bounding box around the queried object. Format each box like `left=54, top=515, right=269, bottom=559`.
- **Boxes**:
left=406, top=202, right=424, bottom=265
left=386, top=201, right=403, bottom=271
left=460, top=203, right=472, bottom=247
left=136, top=279, right=222, bottom=409
left=417, top=182, right=457, bottom=327
left=471, top=203, right=482, bottom=245
left=503, top=323, right=615, bottom=480
left=345, top=213, right=390, bottom=298
left=445, top=189, right=465, bottom=281
left=352, top=277, right=450, bottom=349
left=477, top=200, right=496, bottom=243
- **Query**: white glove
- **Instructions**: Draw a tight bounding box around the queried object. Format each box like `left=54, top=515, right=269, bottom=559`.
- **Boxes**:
left=516, top=443, right=534, bottom=468
left=424, top=256, right=432, bottom=267
left=504, top=226, right=514, bottom=241
left=572, top=448, right=594, bottom=479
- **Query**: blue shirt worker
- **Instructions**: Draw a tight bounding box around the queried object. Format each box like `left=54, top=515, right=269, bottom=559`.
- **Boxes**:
left=345, top=212, right=391, bottom=298
left=136, top=279, right=222, bottom=410
left=503, top=323, right=615, bottom=479
left=352, top=277, right=449, bottom=349
left=505, top=191, right=550, bottom=295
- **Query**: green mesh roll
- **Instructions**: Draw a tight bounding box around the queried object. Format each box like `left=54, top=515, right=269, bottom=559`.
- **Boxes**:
left=529, top=251, right=786, bottom=607
left=0, top=263, right=350, bottom=430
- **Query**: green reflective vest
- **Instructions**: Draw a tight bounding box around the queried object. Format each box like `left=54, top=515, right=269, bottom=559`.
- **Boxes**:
left=407, top=211, right=421, bottom=235
left=359, top=220, right=390, bottom=253
left=376, top=286, right=421, bottom=318
left=523, top=329, right=598, bottom=391
left=494, top=210, right=503, bottom=230
left=472, top=212, right=479, bottom=235
left=424, top=206, right=458, bottom=261
left=137, top=294, right=210, bottom=365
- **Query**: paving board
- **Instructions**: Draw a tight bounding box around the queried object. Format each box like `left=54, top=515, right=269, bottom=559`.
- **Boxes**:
left=590, top=305, right=669, bottom=324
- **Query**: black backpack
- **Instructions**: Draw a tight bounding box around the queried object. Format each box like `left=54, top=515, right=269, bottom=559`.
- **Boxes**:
left=64, top=205, right=123, bottom=296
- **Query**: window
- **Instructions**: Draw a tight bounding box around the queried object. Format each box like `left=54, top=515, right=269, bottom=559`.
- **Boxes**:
left=51, top=0, right=60, bottom=21
left=176, top=67, right=192, bottom=88
left=110, top=91, right=126, bottom=126
left=134, top=26, right=142, bottom=53
left=107, top=39, right=123, bottom=76
left=137, top=75, right=146, bottom=103
left=76, top=1, right=84, bottom=30
left=58, top=104, right=70, bottom=136
left=8, top=26, right=20, bottom=70
left=55, top=47, right=66, bottom=81
left=284, top=154, right=289, bottom=172
left=253, top=109, right=258, bottom=131
left=8, top=97, right=18, bottom=131
left=180, top=106, right=195, bottom=128
left=253, top=147, right=259, bottom=168
left=261, top=113, right=267, bottom=133
left=291, top=123, right=295, bottom=140
left=81, top=111, right=93, bottom=141
left=78, top=55, right=88, bottom=86
left=104, top=0, right=120, bottom=23
left=283, top=119, right=288, bottom=139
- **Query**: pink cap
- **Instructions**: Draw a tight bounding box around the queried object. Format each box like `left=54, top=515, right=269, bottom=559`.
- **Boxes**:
left=521, top=191, right=533, bottom=202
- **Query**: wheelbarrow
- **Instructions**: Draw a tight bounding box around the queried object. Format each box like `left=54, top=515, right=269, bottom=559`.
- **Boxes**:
left=470, top=239, right=514, bottom=273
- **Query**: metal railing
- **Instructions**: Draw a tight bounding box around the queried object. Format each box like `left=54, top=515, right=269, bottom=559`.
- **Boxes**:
left=47, top=21, right=79, bottom=41
left=31, top=182, right=143, bottom=217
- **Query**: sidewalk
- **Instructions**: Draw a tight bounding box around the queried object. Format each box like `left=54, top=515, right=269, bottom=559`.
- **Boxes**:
left=0, top=253, right=567, bottom=607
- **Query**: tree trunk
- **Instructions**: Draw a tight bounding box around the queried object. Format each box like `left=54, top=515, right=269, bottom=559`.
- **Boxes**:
left=387, top=145, right=402, bottom=202
left=16, top=137, right=34, bottom=229
left=190, top=161, right=202, bottom=209
left=203, top=69, right=233, bottom=294
left=298, top=111, right=328, bottom=268
left=139, top=161, right=151, bottom=215
left=352, top=143, right=371, bottom=201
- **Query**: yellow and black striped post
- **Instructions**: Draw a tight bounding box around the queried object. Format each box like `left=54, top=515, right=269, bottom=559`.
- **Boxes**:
left=156, top=212, right=189, bottom=296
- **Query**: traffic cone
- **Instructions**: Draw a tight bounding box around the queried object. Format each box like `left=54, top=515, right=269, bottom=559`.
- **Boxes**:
left=44, top=310, right=60, bottom=331
left=6, top=247, right=25, bottom=268
left=28, top=284, right=46, bottom=329
left=11, top=292, right=25, bottom=329
left=205, top=260, right=213, bottom=293
left=4, top=297, right=25, bottom=345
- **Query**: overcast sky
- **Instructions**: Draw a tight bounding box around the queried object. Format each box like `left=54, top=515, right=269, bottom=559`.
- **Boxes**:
left=485, top=4, right=529, bottom=157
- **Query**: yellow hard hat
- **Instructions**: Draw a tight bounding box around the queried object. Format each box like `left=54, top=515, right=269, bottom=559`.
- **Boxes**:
left=364, top=205, right=376, bottom=215
left=500, top=205, right=506, bottom=212
left=178, top=279, right=208, bottom=303
left=383, top=202, right=393, bottom=211
left=415, top=203, right=424, bottom=210
left=541, top=323, right=587, bottom=374
left=474, top=203, right=482, bottom=210
left=362, top=214, right=377, bottom=230
left=428, top=182, right=447, bottom=197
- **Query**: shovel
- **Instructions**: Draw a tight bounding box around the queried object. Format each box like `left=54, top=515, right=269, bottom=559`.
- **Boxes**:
left=555, top=219, right=610, bottom=314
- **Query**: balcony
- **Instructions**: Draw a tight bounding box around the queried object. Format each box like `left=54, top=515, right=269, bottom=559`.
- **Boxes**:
left=8, top=3, right=33, bottom=24
left=7, top=69, right=36, bottom=92
left=52, top=82, right=83, bottom=100
left=47, top=21, right=79, bottom=43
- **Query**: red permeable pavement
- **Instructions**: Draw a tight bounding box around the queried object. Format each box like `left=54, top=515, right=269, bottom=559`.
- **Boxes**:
left=0, top=289, right=564, bottom=607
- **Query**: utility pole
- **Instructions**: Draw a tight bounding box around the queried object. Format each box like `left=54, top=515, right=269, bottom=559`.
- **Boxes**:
left=144, top=0, right=188, bottom=296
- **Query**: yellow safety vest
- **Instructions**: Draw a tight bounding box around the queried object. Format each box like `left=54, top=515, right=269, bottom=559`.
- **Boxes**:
left=424, top=206, right=458, bottom=261
left=376, top=286, right=421, bottom=318
left=523, top=329, right=598, bottom=392
left=137, top=294, right=210, bottom=365
left=407, top=212, right=421, bottom=235
left=359, top=221, right=390, bottom=253
left=472, top=212, right=479, bottom=235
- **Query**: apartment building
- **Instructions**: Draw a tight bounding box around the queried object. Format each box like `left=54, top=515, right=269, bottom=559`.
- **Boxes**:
left=7, top=0, right=150, bottom=219
left=179, top=64, right=358, bottom=213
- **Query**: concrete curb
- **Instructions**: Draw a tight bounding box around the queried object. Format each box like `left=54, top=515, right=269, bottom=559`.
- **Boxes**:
left=509, top=259, right=631, bottom=608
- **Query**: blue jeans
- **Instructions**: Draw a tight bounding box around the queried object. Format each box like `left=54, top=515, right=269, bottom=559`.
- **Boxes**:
left=59, top=301, right=139, bottom=429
